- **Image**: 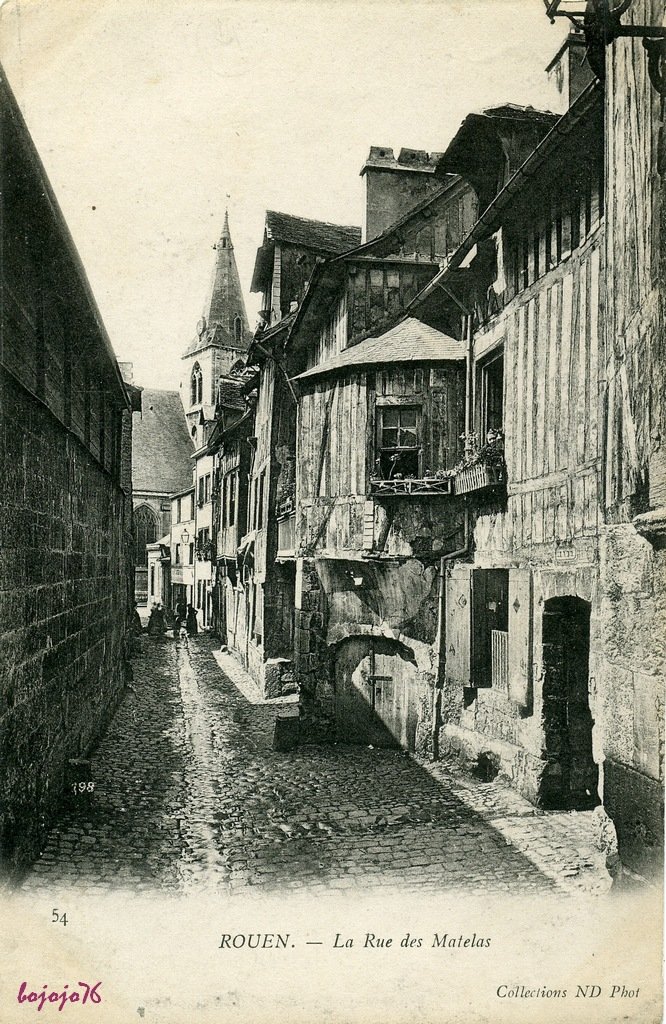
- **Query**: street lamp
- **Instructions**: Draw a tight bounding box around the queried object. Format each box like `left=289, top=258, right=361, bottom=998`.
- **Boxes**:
left=181, top=529, right=190, bottom=546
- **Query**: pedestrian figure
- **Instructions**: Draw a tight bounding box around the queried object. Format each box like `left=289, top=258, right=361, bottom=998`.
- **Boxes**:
left=147, top=602, right=166, bottom=635
left=131, top=602, right=143, bottom=635
left=186, top=604, right=198, bottom=636
left=176, top=598, right=187, bottom=622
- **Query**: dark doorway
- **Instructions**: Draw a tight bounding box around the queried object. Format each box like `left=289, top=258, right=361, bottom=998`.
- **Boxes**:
left=334, top=636, right=427, bottom=751
left=540, top=596, right=599, bottom=810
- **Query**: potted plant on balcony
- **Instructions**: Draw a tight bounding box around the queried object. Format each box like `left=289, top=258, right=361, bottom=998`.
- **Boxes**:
left=370, top=451, right=456, bottom=496
left=454, top=428, right=506, bottom=495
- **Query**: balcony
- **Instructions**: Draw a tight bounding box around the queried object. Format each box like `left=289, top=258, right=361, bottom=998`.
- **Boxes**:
left=454, top=429, right=506, bottom=497
left=370, top=475, right=455, bottom=497
left=455, top=464, right=506, bottom=495
left=277, top=494, right=295, bottom=518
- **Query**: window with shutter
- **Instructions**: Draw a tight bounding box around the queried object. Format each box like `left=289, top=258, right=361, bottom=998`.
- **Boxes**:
left=507, top=568, right=533, bottom=708
left=445, top=564, right=473, bottom=689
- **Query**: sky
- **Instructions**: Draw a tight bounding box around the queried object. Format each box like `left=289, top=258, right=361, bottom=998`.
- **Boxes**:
left=0, top=0, right=567, bottom=391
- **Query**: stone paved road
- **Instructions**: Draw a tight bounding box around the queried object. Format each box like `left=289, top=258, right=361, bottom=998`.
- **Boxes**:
left=20, top=635, right=611, bottom=896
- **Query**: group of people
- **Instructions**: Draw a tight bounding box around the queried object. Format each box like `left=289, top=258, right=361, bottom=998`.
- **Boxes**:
left=137, top=599, right=200, bottom=639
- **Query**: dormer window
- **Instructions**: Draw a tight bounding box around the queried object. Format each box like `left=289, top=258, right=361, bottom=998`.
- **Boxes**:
left=191, top=362, right=203, bottom=405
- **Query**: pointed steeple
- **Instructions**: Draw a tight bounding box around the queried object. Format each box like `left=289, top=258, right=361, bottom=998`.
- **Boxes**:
left=202, top=210, right=250, bottom=345
left=181, top=211, right=251, bottom=361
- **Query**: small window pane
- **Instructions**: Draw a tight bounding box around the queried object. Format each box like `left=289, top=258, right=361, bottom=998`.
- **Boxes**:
left=399, top=425, right=418, bottom=447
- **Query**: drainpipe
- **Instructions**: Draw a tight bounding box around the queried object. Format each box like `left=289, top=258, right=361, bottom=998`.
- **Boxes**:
left=432, top=509, right=470, bottom=760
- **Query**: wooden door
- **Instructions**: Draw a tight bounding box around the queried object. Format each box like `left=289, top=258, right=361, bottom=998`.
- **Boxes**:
left=334, top=637, right=425, bottom=750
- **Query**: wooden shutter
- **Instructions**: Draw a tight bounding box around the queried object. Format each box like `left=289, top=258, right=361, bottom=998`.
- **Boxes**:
left=445, top=564, right=473, bottom=688
left=508, top=568, right=532, bottom=707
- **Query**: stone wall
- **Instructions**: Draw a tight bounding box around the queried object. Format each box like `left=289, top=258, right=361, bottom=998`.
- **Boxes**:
left=0, top=366, right=130, bottom=875
left=295, top=558, right=333, bottom=742
left=594, top=525, right=665, bottom=878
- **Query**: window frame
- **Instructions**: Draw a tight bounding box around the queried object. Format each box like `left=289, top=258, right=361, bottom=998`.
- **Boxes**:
left=478, top=347, right=504, bottom=441
left=375, top=402, right=422, bottom=480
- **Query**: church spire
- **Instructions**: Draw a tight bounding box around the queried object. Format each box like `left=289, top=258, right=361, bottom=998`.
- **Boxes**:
left=202, top=210, right=250, bottom=347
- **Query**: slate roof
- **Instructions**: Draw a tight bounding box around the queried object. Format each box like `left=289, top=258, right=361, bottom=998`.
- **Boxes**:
left=294, top=318, right=464, bottom=381
left=217, top=376, right=246, bottom=411
left=436, top=105, right=560, bottom=180
left=265, top=211, right=361, bottom=255
left=480, top=103, right=558, bottom=123
left=132, top=389, right=194, bottom=494
left=182, top=322, right=243, bottom=359
left=182, top=212, right=251, bottom=358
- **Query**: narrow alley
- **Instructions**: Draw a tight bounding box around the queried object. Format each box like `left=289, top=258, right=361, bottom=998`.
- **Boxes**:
left=20, top=636, right=611, bottom=898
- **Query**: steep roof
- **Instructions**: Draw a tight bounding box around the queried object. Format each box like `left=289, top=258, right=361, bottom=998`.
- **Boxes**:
left=182, top=321, right=246, bottom=359
left=410, top=82, right=603, bottom=311
left=182, top=211, right=251, bottom=358
left=132, top=389, right=194, bottom=494
left=251, top=211, right=361, bottom=294
left=217, top=376, right=246, bottom=411
left=265, top=211, right=361, bottom=253
left=294, top=317, right=463, bottom=382
left=436, top=104, right=560, bottom=213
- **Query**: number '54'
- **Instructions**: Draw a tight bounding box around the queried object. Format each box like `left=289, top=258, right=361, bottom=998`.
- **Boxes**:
left=52, top=909, right=67, bottom=926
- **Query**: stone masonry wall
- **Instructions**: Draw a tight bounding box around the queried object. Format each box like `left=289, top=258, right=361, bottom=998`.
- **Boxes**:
left=295, top=558, right=333, bottom=742
left=594, top=525, right=665, bottom=878
left=0, top=367, right=130, bottom=876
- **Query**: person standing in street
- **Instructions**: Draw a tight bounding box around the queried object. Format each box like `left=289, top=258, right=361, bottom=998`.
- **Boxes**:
left=186, top=604, right=198, bottom=636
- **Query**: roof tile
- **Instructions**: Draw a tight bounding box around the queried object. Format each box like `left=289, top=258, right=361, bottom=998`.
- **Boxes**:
left=295, top=318, right=464, bottom=381
left=265, top=211, right=361, bottom=254
left=132, top=389, right=194, bottom=494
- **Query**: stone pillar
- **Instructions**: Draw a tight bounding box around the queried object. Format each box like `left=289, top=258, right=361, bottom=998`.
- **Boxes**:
left=294, top=558, right=335, bottom=742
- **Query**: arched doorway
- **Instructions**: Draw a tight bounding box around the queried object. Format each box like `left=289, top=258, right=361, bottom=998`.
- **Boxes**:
left=334, top=636, right=426, bottom=751
left=133, top=504, right=158, bottom=605
left=540, top=596, right=599, bottom=810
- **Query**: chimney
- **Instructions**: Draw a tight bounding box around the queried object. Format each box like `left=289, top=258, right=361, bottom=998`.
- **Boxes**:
left=545, top=30, right=595, bottom=110
left=360, top=146, right=445, bottom=243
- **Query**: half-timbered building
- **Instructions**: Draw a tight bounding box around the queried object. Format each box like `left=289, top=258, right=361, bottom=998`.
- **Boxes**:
left=404, top=13, right=665, bottom=878
left=412, top=75, right=606, bottom=811
left=214, top=212, right=360, bottom=694
left=286, top=158, right=485, bottom=747
left=180, top=213, right=251, bottom=628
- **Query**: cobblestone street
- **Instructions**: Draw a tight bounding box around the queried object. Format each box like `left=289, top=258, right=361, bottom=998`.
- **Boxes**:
left=20, top=635, right=612, bottom=897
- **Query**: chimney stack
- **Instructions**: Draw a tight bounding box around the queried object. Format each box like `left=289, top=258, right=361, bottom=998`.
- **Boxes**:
left=545, top=30, right=595, bottom=110
left=360, top=147, right=445, bottom=243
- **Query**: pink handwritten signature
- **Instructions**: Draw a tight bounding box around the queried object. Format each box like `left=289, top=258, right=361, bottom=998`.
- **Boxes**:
left=17, top=982, right=102, bottom=1012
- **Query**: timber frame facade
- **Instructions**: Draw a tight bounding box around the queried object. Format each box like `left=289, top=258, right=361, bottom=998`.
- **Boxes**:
left=209, top=16, right=664, bottom=879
